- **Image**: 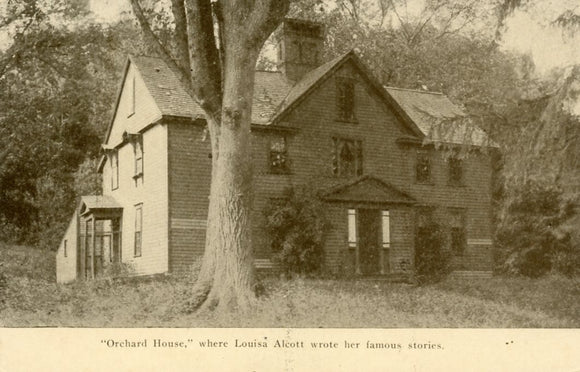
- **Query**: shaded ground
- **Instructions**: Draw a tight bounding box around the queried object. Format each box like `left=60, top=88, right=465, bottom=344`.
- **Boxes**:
left=1, top=243, right=578, bottom=327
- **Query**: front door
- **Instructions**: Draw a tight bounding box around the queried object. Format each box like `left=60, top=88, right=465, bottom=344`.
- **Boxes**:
left=358, top=209, right=381, bottom=275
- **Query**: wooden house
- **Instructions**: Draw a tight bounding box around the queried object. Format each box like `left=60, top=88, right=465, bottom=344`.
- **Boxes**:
left=56, top=19, right=496, bottom=283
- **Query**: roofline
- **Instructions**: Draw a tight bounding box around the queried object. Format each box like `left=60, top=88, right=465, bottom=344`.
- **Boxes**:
left=97, top=114, right=299, bottom=173
left=384, top=86, right=444, bottom=95
left=103, top=56, right=132, bottom=146
left=321, top=174, right=417, bottom=203
left=271, top=50, right=425, bottom=138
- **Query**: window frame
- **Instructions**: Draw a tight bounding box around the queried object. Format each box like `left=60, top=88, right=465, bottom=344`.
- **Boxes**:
left=415, top=149, right=431, bottom=184
left=448, top=208, right=467, bottom=256
left=133, top=137, right=144, bottom=180
left=128, top=75, right=135, bottom=117
left=111, top=150, right=119, bottom=190
left=447, top=155, right=464, bottom=186
left=268, top=136, right=290, bottom=174
left=336, top=77, right=356, bottom=122
left=332, top=137, right=363, bottom=177
left=134, top=203, right=143, bottom=257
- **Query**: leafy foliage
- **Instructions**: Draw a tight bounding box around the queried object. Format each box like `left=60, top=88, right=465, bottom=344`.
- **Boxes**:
left=414, top=222, right=452, bottom=284
left=496, top=182, right=579, bottom=277
left=0, top=1, right=148, bottom=246
left=264, top=185, right=330, bottom=275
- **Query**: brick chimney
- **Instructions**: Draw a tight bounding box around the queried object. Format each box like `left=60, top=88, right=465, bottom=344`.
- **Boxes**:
left=276, top=19, right=325, bottom=82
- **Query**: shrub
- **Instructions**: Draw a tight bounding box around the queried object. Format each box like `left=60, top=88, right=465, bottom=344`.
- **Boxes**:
left=101, top=262, right=135, bottom=279
left=264, top=185, right=330, bottom=276
left=496, top=182, right=578, bottom=277
left=414, top=222, right=451, bottom=284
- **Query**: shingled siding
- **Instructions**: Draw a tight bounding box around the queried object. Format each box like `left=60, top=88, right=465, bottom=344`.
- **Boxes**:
left=405, top=150, right=494, bottom=271
left=274, top=60, right=493, bottom=273
left=103, top=124, right=169, bottom=276
left=275, top=62, right=415, bottom=273
left=167, top=122, right=211, bottom=273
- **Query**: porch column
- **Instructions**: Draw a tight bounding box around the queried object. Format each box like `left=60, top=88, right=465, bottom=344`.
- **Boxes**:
left=81, top=217, right=88, bottom=280
left=91, top=217, right=96, bottom=279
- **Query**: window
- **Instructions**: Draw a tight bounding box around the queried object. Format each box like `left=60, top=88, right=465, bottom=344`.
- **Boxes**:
left=348, top=209, right=357, bottom=248
left=333, top=138, right=363, bottom=177
left=416, top=206, right=435, bottom=237
left=448, top=156, right=463, bottom=186
left=337, top=78, right=355, bottom=121
left=134, top=139, right=143, bottom=178
left=110, top=150, right=119, bottom=190
left=416, top=150, right=431, bottom=183
left=449, top=209, right=466, bottom=256
left=128, top=75, right=135, bottom=117
left=269, top=136, right=289, bottom=174
left=64, top=240, right=68, bottom=257
left=381, top=210, right=391, bottom=250
left=134, top=204, right=142, bottom=257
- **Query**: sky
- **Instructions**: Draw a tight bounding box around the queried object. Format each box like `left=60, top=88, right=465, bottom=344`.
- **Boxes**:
left=86, top=0, right=579, bottom=76
left=1, top=0, right=578, bottom=78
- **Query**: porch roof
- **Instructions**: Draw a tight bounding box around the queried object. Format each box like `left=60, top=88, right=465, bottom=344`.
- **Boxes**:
left=79, top=195, right=123, bottom=217
left=321, top=175, right=416, bottom=204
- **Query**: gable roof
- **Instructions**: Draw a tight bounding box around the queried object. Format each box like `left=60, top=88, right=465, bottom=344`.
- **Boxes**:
left=104, top=51, right=493, bottom=149
left=322, top=175, right=416, bottom=204
left=385, top=87, right=496, bottom=147
left=79, top=195, right=122, bottom=216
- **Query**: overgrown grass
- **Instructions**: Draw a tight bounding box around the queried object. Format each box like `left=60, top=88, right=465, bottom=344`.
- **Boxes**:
left=1, top=243, right=578, bottom=327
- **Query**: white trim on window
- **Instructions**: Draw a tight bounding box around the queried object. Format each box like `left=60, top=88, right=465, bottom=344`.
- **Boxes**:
left=381, top=210, right=391, bottom=249
left=348, top=209, right=357, bottom=248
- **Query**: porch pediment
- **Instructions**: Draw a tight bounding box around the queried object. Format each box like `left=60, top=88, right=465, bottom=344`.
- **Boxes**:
left=79, top=195, right=123, bottom=217
left=322, top=175, right=416, bottom=204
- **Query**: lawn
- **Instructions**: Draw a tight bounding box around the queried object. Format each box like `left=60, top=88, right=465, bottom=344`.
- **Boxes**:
left=1, top=243, right=578, bottom=327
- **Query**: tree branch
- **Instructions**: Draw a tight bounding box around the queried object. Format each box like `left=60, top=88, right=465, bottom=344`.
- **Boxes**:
left=183, top=0, right=223, bottom=120
left=170, top=0, right=191, bottom=74
left=129, top=0, right=194, bottom=96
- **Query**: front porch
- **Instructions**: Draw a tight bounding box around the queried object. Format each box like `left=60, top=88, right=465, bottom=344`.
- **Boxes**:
left=322, top=175, right=417, bottom=277
left=77, top=196, right=123, bottom=280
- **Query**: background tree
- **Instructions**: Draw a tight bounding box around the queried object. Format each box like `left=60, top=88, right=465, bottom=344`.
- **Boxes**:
left=0, top=0, right=147, bottom=245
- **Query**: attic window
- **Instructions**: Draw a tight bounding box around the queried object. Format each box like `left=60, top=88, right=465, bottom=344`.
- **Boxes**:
left=128, top=75, right=135, bottom=117
left=337, top=78, right=355, bottom=122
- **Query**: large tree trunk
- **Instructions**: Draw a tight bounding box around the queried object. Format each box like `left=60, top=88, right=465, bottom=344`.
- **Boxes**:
left=190, top=39, right=260, bottom=313
left=130, top=0, right=290, bottom=313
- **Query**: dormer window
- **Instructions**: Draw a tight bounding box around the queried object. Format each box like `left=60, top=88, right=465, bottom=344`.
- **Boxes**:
left=337, top=78, right=355, bottom=121
left=269, top=136, right=289, bottom=174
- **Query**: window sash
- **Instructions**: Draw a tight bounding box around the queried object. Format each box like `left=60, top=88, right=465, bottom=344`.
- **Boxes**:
left=348, top=209, right=357, bottom=248
left=111, top=152, right=119, bottom=190
left=333, top=138, right=363, bottom=177
left=416, top=151, right=431, bottom=183
left=134, top=141, right=143, bottom=176
left=134, top=205, right=142, bottom=257
left=382, top=210, right=390, bottom=249
left=337, top=79, right=355, bottom=120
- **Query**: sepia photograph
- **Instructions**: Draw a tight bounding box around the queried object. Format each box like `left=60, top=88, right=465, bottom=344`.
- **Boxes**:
left=0, top=0, right=579, bottom=369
